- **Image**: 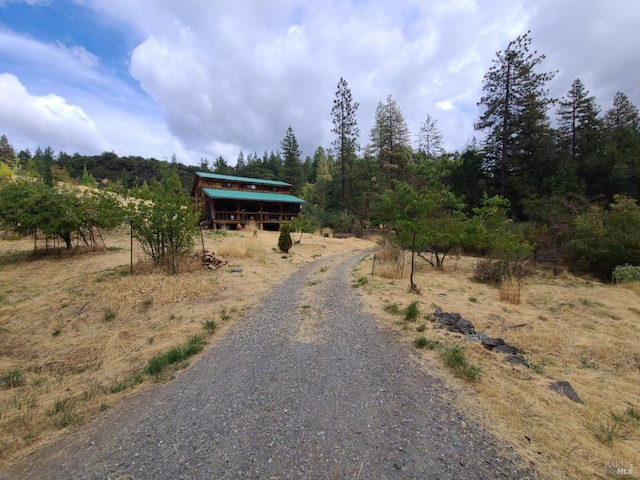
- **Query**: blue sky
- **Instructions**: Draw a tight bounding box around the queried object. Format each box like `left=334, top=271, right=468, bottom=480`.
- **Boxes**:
left=1, top=0, right=639, bottom=165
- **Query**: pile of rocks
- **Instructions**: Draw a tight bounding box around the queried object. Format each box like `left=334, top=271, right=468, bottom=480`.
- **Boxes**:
left=201, top=251, right=229, bottom=270
left=432, top=306, right=583, bottom=403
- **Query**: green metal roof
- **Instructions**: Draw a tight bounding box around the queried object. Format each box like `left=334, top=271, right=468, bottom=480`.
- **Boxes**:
left=203, top=188, right=305, bottom=204
left=196, top=172, right=292, bottom=187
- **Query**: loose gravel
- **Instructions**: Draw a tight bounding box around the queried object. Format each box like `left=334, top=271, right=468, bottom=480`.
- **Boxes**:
left=2, top=250, right=535, bottom=479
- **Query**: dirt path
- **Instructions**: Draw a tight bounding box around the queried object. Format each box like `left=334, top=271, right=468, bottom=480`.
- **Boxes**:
left=1, top=250, right=533, bottom=479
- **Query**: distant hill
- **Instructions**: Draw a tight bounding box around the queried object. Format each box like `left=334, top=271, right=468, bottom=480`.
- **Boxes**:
left=56, top=152, right=199, bottom=194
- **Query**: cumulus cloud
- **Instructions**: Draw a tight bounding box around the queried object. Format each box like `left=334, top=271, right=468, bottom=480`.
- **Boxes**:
left=3, top=0, right=640, bottom=164
left=0, top=73, right=110, bottom=154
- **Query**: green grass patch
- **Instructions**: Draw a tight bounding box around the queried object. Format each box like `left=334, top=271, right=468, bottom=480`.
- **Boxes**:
left=404, top=301, right=419, bottom=322
left=352, top=277, right=368, bottom=288
left=383, top=303, right=401, bottom=315
left=103, top=308, right=117, bottom=322
left=203, top=319, right=217, bottom=335
left=108, top=371, right=144, bottom=394
left=413, top=336, right=440, bottom=350
left=416, top=324, right=426, bottom=332
left=0, top=370, right=26, bottom=389
left=145, top=335, right=207, bottom=375
left=440, top=345, right=482, bottom=381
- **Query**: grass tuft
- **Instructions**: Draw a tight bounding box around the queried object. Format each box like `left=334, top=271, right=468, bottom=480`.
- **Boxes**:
left=0, top=370, right=25, bottom=389
left=203, top=319, right=217, bottom=335
left=145, top=335, right=207, bottom=375
left=404, top=301, right=419, bottom=322
left=413, top=336, right=440, bottom=350
left=440, top=345, right=482, bottom=381
left=384, top=303, right=401, bottom=315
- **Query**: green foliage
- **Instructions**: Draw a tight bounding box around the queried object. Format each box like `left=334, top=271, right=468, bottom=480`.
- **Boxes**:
left=290, top=213, right=317, bottom=243
left=440, top=345, right=482, bottom=381
left=567, top=195, right=640, bottom=279
left=278, top=222, right=293, bottom=253
left=0, top=178, right=125, bottom=251
left=383, top=303, right=401, bottom=315
left=612, top=264, right=640, bottom=283
left=0, top=370, right=25, bottom=389
left=404, top=301, right=419, bottom=322
left=128, top=165, right=199, bottom=274
left=203, top=319, right=217, bottom=335
left=0, top=162, right=12, bottom=182
left=413, top=336, right=440, bottom=350
left=79, top=163, right=98, bottom=188
left=145, top=335, right=207, bottom=375
left=108, top=371, right=144, bottom=394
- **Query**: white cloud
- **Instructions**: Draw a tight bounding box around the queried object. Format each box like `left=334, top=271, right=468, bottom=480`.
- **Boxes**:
left=3, top=0, right=640, bottom=164
left=0, top=73, right=110, bottom=154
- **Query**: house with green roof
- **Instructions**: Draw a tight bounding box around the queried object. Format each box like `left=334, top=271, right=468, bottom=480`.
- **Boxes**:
left=192, top=172, right=305, bottom=231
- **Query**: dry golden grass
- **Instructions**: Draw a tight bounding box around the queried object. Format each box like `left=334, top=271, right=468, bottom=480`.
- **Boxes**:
left=353, top=251, right=640, bottom=479
left=0, top=228, right=372, bottom=467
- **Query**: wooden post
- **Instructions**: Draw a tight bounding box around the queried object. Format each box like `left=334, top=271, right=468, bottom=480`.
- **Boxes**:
left=130, top=222, right=133, bottom=275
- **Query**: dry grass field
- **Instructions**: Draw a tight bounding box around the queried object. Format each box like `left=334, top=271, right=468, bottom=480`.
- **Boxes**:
left=1, top=229, right=639, bottom=479
left=0, top=228, right=372, bottom=467
left=353, top=248, right=640, bottom=479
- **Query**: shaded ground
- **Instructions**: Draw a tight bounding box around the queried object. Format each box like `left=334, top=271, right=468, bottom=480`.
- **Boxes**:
left=1, top=250, right=532, bottom=479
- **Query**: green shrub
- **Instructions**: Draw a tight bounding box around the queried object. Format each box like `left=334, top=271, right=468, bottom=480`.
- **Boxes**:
left=612, top=264, right=640, bottom=283
left=278, top=223, right=293, bottom=253
left=404, top=301, right=419, bottom=322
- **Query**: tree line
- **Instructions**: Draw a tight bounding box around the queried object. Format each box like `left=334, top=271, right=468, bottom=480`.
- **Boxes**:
left=1, top=31, right=639, bottom=280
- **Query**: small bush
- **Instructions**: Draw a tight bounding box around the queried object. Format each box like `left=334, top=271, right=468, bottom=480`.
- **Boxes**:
left=416, top=324, right=426, bottom=332
left=404, top=301, right=419, bottom=322
left=278, top=223, right=293, bottom=253
left=612, top=264, right=640, bottom=283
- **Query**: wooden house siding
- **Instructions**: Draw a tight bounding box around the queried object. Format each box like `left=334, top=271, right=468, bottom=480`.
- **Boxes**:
left=192, top=172, right=304, bottom=230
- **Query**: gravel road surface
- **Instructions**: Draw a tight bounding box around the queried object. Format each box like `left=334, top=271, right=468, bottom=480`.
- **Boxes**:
left=2, top=250, right=534, bottom=479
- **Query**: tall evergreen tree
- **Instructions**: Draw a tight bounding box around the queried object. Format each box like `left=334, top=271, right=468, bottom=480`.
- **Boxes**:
left=41, top=146, right=55, bottom=187
left=602, top=92, right=640, bottom=198
left=331, top=77, right=360, bottom=208
left=0, top=134, right=16, bottom=166
left=556, top=78, right=601, bottom=194
left=369, top=94, right=411, bottom=182
left=475, top=31, right=556, bottom=203
left=280, top=126, right=304, bottom=193
left=417, top=114, right=444, bottom=158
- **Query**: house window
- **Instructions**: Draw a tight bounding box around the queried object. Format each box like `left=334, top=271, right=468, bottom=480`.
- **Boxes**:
left=222, top=182, right=231, bottom=188
left=248, top=184, right=256, bottom=190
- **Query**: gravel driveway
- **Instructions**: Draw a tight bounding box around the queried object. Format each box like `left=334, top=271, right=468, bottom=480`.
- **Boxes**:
left=2, top=250, right=534, bottom=479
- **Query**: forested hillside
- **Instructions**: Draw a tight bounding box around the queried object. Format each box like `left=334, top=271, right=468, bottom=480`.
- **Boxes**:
left=1, top=32, right=639, bottom=280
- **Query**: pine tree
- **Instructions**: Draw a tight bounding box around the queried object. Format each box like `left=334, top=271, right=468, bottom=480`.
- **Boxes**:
left=280, top=126, right=304, bottom=193
left=417, top=114, right=444, bottom=158
left=476, top=31, right=556, bottom=201
left=370, top=95, right=411, bottom=182
left=0, top=134, right=16, bottom=166
left=556, top=78, right=601, bottom=194
left=41, top=146, right=55, bottom=187
left=331, top=77, right=359, bottom=208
